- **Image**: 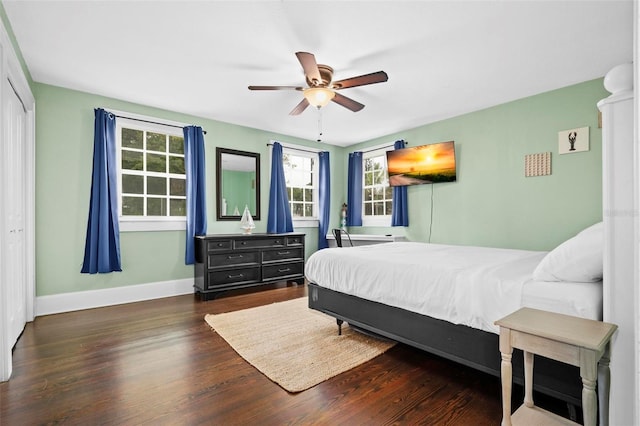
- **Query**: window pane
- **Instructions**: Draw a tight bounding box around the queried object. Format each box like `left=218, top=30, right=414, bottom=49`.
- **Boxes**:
left=122, top=174, right=143, bottom=194
left=373, top=168, right=385, bottom=185
left=364, top=202, right=373, bottom=215
left=147, top=153, right=166, bottom=173
left=364, top=158, right=373, bottom=172
left=147, top=197, right=166, bottom=216
left=170, top=178, right=185, bottom=196
left=371, top=157, right=384, bottom=170
left=304, top=204, right=312, bottom=217
left=292, top=203, right=303, bottom=217
left=304, top=188, right=312, bottom=202
left=170, top=198, right=186, bottom=216
left=169, top=136, right=184, bottom=154
left=122, top=196, right=143, bottom=216
left=147, top=176, right=167, bottom=195
left=169, top=156, right=185, bottom=174
left=292, top=187, right=303, bottom=201
left=385, top=186, right=393, bottom=198
left=385, top=201, right=393, bottom=215
left=122, top=128, right=143, bottom=149
left=374, top=202, right=385, bottom=215
left=373, top=187, right=384, bottom=200
left=147, top=132, right=166, bottom=152
left=364, top=188, right=372, bottom=201
left=364, top=171, right=373, bottom=186
left=122, top=150, right=143, bottom=171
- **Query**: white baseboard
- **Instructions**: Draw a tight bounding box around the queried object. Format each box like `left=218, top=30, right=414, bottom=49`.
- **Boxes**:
left=35, top=278, right=195, bottom=317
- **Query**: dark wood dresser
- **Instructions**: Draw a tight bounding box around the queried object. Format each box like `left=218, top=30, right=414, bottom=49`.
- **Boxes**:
left=194, top=232, right=305, bottom=300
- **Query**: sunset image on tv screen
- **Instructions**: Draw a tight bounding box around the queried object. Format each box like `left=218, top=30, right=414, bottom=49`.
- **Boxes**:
left=386, top=141, right=456, bottom=186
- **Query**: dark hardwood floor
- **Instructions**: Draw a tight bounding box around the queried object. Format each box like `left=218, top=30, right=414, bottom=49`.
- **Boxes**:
left=1, top=282, right=574, bottom=425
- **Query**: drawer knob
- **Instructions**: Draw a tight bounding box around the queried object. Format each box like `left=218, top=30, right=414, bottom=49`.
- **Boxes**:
left=277, top=251, right=290, bottom=255
left=228, top=254, right=243, bottom=259
left=278, top=268, right=291, bottom=273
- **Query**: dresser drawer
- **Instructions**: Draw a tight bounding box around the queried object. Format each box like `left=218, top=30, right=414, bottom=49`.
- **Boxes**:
left=234, top=238, right=285, bottom=249
left=262, top=261, right=304, bottom=281
left=208, top=251, right=259, bottom=268
left=286, top=235, right=304, bottom=246
left=262, top=247, right=303, bottom=263
left=206, top=239, right=233, bottom=252
left=208, top=266, right=261, bottom=288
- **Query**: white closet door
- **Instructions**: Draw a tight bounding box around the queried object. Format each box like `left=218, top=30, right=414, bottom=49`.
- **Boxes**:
left=4, top=78, right=27, bottom=348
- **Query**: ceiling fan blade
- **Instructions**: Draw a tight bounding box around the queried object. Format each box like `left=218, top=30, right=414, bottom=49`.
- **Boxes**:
left=289, top=98, right=310, bottom=116
left=248, top=85, right=303, bottom=90
left=330, top=71, right=388, bottom=90
left=295, top=52, right=321, bottom=86
left=332, top=92, right=365, bottom=112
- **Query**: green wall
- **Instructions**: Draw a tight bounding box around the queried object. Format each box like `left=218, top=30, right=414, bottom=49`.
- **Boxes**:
left=34, top=83, right=343, bottom=297
left=348, top=78, right=607, bottom=251
left=35, top=78, right=606, bottom=297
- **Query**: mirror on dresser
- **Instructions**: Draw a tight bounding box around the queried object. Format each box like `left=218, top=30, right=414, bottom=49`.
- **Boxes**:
left=216, top=147, right=260, bottom=221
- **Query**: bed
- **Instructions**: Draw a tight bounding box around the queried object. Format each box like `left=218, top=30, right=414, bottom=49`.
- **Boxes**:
left=305, top=222, right=603, bottom=407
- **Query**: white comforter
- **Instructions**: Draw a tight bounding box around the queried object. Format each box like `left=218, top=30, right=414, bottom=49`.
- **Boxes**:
left=305, top=242, right=547, bottom=334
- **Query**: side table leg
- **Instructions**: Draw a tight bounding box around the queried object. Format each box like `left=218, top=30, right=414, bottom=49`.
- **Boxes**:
left=523, top=350, right=534, bottom=408
left=580, top=348, right=598, bottom=426
left=499, top=328, right=513, bottom=426
left=597, top=343, right=612, bottom=426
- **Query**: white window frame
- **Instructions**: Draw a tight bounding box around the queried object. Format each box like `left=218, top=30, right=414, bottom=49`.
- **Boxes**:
left=362, top=145, right=394, bottom=227
left=278, top=142, right=320, bottom=228
left=115, top=112, right=188, bottom=232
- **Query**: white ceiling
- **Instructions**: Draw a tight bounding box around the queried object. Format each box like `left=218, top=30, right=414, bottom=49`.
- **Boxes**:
left=3, top=0, right=633, bottom=146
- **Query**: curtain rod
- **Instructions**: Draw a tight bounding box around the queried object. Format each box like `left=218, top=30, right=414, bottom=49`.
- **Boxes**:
left=266, top=143, right=320, bottom=155
left=361, top=141, right=408, bottom=154
left=113, top=114, right=207, bottom=135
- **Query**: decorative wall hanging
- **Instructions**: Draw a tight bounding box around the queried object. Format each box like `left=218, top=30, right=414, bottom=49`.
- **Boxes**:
left=558, top=126, right=589, bottom=154
left=524, top=152, right=551, bottom=177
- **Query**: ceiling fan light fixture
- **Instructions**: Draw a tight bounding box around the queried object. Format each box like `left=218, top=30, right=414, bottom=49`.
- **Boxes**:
left=303, top=87, right=335, bottom=107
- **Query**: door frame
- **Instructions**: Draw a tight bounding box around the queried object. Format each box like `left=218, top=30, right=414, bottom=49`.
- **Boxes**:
left=0, top=18, right=36, bottom=382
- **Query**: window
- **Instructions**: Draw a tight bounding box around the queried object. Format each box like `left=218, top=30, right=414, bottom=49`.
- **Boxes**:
left=282, top=146, right=319, bottom=225
left=116, top=116, right=187, bottom=231
left=362, top=148, right=393, bottom=226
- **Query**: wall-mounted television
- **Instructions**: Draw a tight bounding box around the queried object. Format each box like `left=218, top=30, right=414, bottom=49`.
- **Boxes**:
left=386, top=141, right=457, bottom=187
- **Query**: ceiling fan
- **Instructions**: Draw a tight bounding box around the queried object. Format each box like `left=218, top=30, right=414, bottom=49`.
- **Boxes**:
left=248, top=52, right=388, bottom=116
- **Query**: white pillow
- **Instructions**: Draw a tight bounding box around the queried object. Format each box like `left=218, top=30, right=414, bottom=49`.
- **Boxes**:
left=533, top=222, right=603, bottom=282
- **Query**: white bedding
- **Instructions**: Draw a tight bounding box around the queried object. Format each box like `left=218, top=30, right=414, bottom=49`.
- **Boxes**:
left=305, top=242, right=602, bottom=334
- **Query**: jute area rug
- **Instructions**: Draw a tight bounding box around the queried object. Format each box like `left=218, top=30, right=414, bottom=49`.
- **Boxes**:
left=204, top=297, right=396, bottom=393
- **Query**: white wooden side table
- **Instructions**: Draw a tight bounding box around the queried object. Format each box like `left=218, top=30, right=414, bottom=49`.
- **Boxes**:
left=495, top=308, right=617, bottom=426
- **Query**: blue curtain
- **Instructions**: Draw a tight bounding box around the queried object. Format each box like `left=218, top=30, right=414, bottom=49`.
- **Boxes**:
left=81, top=108, right=121, bottom=274
left=317, top=151, right=331, bottom=249
left=184, top=126, right=207, bottom=265
left=391, top=140, right=409, bottom=226
left=267, top=142, right=293, bottom=233
left=346, top=151, right=363, bottom=226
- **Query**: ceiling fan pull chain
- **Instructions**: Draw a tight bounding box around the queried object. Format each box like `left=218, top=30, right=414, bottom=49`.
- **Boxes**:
left=317, top=106, right=323, bottom=142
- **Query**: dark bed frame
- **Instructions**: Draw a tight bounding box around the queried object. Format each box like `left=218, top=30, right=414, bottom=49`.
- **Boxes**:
left=307, top=282, right=583, bottom=408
